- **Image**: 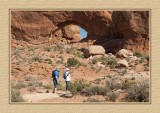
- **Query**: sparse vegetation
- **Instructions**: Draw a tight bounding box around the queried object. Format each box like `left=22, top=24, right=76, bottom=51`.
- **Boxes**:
left=69, top=79, right=90, bottom=96
left=32, top=54, right=42, bottom=62
left=45, top=58, right=52, bottom=64
left=82, top=86, right=110, bottom=96
left=83, top=98, right=104, bottom=102
left=44, top=47, right=52, bottom=52
left=125, top=80, right=149, bottom=102
left=11, top=89, right=25, bottom=102
left=27, top=86, right=36, bottom=92
left=66, top=48, right=73, bottom=54
left=106, top=92, right=118, bottom=102
left=92, top=56, right=117, bottom=69
left=122, top=79, right=135, bottom=89
left=43, top=84, right=52, bottom=89
left=66, top=57, right=81, bottom=68
left=54, top=44, right=64, bottom=51
left=134, top=51, right=143, bottom=58
left=13, top=81, right=26, bottom=89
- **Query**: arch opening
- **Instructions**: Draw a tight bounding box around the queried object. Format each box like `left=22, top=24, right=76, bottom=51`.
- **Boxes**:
left=79, top=26, right=88, bottom=39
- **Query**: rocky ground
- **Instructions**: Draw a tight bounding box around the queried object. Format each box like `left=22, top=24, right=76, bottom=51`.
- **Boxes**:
left=11, top=43, right=150, bottom=103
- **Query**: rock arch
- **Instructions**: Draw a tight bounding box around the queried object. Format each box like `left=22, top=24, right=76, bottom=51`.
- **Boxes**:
left=11, top=11, right=149, bottom=54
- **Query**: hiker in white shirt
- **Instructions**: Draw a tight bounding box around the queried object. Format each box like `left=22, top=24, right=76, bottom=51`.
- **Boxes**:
left=64, top=68, right=71, bottom=94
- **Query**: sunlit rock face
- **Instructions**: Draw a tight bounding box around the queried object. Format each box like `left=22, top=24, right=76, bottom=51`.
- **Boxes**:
left=11, top=11, right=149, bottom=54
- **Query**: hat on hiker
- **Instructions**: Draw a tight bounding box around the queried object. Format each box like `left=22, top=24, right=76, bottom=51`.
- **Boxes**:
left=66, top=68, right=70, bottom=71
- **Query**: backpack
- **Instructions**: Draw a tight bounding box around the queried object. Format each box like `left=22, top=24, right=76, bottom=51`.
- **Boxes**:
left=52, top=70, right=58, bottom=78
left=63, top=72, right=68, bottom=79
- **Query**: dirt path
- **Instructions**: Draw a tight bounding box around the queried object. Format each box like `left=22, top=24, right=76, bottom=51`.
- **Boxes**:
left=23, top=93, right=60, bottom=102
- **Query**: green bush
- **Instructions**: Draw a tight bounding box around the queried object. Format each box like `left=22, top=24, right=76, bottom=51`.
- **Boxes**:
left=122, top=79, right=135, bottom=89
left=45, top=59, right=52, bottom=64
left=25, top=75, right=36, bottom=81
left=74, top=52, right=84, bottom=58
left=14, top=81, right=26, bottom=89
left=92, top=58, right=99, bottom=64
left=82, top=86, right=110, bottom=96
left=66, top=48, right=73, bottom=54
left=125, top=80, right=149, bottom=102
left=106, top=92, right=118, bottom=102
left=11, top=89, right=25, bottom=102
left=134, top=51, right=143, bottom=57
left=106, top=79, right=122, bottom=90
left=92, top=56, right=117, bottom=68
left=54, top=44, right=64, bottom=51
left=69, top=79, right=90, bottom=96
left=35, top=82, right=43, bottom=87
left=32, top=54, right=42, bottom=62
left=27, top=86, right=36, bottom=92
left=66, top=57, right=81, bottom=68
left=83, top=98, right=104, bottom=102
left=44, top=47, right=52, bottom=52
left=101, top=56, right=117, bottom=69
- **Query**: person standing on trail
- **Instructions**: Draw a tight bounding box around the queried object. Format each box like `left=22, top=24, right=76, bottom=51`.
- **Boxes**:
left=52, top=67, right=60, bottom=93
left=63, top=68, right=71, bottom=94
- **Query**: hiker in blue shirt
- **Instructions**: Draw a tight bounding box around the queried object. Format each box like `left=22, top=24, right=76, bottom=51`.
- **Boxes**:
left=52, top=67, right=60, bottom=93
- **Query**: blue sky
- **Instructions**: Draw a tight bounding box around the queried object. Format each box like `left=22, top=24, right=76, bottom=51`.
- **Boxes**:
left=79, top=27, right=87, bottom=38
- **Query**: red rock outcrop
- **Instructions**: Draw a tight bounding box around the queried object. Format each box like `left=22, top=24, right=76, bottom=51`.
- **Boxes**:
left=11, top=11, right=149, bottom=54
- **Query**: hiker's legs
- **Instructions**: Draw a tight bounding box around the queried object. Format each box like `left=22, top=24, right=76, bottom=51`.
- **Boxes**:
left=53, top=78, right=58, bottom=93
left=66, top=81, right=70, bottom=94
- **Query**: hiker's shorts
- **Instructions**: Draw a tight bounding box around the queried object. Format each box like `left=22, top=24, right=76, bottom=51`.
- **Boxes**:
left=53, top=78, right=58, bottom=88
left=66, top=81, right=70, bottom=91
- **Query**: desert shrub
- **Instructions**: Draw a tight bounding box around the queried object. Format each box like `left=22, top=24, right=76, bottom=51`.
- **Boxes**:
left=66, top=57, right=81, bottom=68
left=54, top=44, right=64, bottom=51
left=11, top=89, right=25, bottom=102
left=78, top=48, right=85, bottom=52
left=74, top=52, right=84, bottom=58
left=66, top=48, right=73, bottom=54
left=69, top=79, right=90, bottom=96
left=14, top=81, right=26, bottom=89
left=28, top=46, right=35, bottom=52
left=11, top=69, right=17, bottom=76
left=82, top=86, right=110, bottom=96
left=45, top=59, right=52, bottom=64
left=32, top=54, right=42, bottom=62
left=101, top=56, right=117, bottom=69
left=27, top=86, right=36, bottom=92
left=13, top=49, right=20, bottom=56
left=44, top=47, right=52, bottom=52
left=106, top=92, right=118, bottom=102
left=35, top=82, right=43, bottom=87
left=92, top=58, right=99, bottom=64
left=25, top=75, right=37, bottom=81
left=106, top=79, right=122, bottom=90
left=28, top=79, right=38, bottom=86
left=134, top=51, right=143, bottom=57
left=122, top=79, right=135, bottom=89
left=83, top=98, right=104, bottom=102
left=56, top=60, right=63, bottom=64
left=125, top=80, right=149, bottom=102
left=43, top=84, right=52, bottom=89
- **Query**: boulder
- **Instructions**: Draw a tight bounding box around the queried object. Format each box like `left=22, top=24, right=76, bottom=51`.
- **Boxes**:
left=130, top=56, right=140, bottom=62
left=93, top=55, right=103, bottom=59
left=116, top=49, right=129, bottom=58
left=117, top=59, right=128, bottom=67
left=83, top=45, right=105, bottom=58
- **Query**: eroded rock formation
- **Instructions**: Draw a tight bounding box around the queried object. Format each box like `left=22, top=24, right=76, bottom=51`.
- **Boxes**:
left=11, top=11, right=149, bottom=54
